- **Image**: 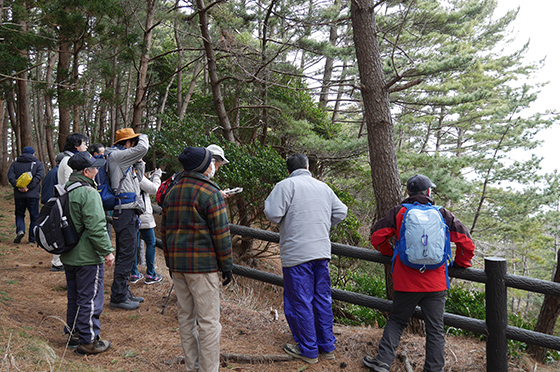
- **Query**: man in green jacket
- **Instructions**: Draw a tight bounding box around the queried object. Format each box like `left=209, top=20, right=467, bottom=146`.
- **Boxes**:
left=61, top=151, right=115, bottom=356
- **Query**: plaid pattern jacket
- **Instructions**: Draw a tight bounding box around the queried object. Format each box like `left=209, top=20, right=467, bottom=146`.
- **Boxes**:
left=161, top=171, right=232, bottom=273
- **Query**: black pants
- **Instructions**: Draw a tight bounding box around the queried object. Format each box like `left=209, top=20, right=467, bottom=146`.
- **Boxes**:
left=377, top=290, right=447, bottom=372
left=110, top=209, right=138, bottom=303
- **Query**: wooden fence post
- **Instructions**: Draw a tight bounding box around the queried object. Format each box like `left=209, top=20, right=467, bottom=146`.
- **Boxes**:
left=485, top=257, right=508, bottom=372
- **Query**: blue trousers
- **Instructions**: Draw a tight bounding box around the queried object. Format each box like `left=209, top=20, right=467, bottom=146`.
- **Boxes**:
left=283, top=259, right=336, bottom=358
left=110, top=209, right=139, bottom=303
left=131, top=228, right=158, bottom=277
left=64, top=264, right=105, bottom=345
left=14, top=197, right=39, bottom=242
left=377, top=290, right=447, bottom=372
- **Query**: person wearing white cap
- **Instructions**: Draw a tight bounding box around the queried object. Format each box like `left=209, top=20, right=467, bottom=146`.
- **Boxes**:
left=206, top=144, right=234, bottom=198
left=206, top=144, right=229, bottom=171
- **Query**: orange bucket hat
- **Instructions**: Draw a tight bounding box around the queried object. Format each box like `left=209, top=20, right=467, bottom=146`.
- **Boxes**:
left=113, top=128, right=140, bottom=146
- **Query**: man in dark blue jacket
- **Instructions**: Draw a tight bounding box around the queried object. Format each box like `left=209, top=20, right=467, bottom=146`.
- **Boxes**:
left=41, top=152, right=65, bottom=204
left=8, top=146, right=45, bottom=244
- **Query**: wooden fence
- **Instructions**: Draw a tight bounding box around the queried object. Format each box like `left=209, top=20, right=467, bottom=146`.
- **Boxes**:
left=226, top=224, right=560, bottom=372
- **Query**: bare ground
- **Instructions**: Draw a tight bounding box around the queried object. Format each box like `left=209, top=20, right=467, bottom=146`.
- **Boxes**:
left=0, top=185, right=557, bottom=372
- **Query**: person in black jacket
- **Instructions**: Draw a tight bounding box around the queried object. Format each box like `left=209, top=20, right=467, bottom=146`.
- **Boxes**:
left=8, top=146, right=45, bottom=244
left=41, top=152, right=65, bottom=204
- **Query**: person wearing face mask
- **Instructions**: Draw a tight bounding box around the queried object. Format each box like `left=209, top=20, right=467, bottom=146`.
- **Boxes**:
left=161, top=146, right=233, bottom=372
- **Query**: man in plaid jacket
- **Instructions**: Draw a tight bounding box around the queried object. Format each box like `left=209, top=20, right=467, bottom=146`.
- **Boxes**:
left=161, top=146, right=233, bottom=372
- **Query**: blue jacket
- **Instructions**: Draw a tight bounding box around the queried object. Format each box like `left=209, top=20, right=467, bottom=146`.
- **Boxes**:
left=41, top=166, right=59, bottom=204
left=8, top=153, right=45, bottom=199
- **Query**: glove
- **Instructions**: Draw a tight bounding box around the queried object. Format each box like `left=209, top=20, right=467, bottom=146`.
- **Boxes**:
left=153, top=168, right=163, bottom=179
left=452, top=260, right=466, bottom=269
left=222, top=270, right=232, bottom=286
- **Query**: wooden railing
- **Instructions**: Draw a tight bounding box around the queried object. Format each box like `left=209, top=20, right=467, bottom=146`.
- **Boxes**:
left=227, top=224, right=560, bottom=372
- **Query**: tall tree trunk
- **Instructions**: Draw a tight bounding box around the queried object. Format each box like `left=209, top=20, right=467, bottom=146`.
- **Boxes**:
left=57, top=41, right=73, bottom=151
left=0, top=99, right=7, bottom=186
left=45, top=51, right=57, bottom=165
left=178, top=56, right=203, bottom=121
left=351, top=0, right=401, bottom=218
left=131, top=0, right=156, bottom=130
left=351, top=0, right=403, bottom=314
left=195, top=0, right=235, bottom=143
left=174, top=15, right=183, bottom=117
left=319, top=10, right=339, bottom=109
left=16, top=5, right=32, bottom=148
left=527, top=199, right=560, bottom=362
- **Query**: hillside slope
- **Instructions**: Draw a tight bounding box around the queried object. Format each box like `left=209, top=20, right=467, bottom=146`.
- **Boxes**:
left=0, top=186, right=555, bottom=371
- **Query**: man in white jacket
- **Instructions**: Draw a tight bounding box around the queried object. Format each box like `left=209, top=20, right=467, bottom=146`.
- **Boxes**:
left=264, top=154, right=348, bottom=364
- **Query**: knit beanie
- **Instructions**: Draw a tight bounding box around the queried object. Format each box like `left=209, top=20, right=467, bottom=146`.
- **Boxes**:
left=178, top=147, right=212, bottom=173
left=23, top=146, right=35, bottom=154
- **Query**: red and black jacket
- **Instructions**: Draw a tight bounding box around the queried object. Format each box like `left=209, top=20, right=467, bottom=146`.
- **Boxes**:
left=371, top=194, right=475, bottom=292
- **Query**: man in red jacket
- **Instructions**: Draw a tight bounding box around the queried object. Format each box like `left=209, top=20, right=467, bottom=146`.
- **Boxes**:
left=363, top=175, right=475, bottom=372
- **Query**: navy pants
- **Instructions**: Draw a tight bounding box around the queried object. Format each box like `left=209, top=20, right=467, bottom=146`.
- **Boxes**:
left=64, top=264, right=105, bottom=345
left=110, top=209, right=138, bottom=303
left=377, top=290, right=447, bottom=372
left=282, top=259, right=336, bottom=358
left=14, top=197, right=39, bottom=242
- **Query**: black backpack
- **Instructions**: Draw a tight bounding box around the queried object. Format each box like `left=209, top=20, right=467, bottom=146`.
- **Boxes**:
left=34, top=182, right=86, bottom=255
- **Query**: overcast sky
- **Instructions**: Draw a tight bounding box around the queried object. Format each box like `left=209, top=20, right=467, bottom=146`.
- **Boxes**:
left=495, top=0, right=559, bottom=175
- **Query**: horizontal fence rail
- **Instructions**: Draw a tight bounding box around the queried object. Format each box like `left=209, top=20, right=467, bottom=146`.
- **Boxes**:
left=149, top=216, right=560, bottom=371
left=227, top=224, right=560, bottom=360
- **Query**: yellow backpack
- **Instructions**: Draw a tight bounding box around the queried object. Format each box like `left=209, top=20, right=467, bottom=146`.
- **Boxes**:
left=16, top=162, right=35, bottom=188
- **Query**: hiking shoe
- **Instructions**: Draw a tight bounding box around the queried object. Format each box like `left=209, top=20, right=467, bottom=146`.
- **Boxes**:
left=320, top=350, right=335, bottom=360
left=75, top=339, right=111, bottom=355
left=128, top=290, right=144, bottom=303
left=13, top=231, right=24, bottom=244
left=145, top=273, right=163, bottom=285
left=109, top=298, right=139, bottom=310
left=67, top=332, right=79, bottom=348
left=50, top=264, right=64, bottom=272
left=130, top=273, right=144, bottom=284
left=283, top=343, right=318, bottom=364
left=363, top=355, right=390, bottom=372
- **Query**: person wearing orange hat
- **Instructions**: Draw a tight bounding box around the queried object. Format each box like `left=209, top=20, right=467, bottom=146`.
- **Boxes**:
left=104, top=128, right=149, bottom=310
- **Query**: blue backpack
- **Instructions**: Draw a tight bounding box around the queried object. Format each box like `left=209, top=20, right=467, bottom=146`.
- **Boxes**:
left=393, top=202, right=452, bottom=274
left=95, top=154, right=134, bottom=211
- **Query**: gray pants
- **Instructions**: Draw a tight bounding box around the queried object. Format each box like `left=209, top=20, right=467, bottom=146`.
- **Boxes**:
left=377, top=290, right=446, bottom=372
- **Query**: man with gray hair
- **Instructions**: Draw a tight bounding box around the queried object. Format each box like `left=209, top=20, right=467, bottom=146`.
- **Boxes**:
left=264, top=153, right=348, bottom=364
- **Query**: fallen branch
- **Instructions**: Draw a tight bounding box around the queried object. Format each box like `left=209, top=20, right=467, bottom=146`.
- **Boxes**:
left=221, top=352, right=294, bottom=364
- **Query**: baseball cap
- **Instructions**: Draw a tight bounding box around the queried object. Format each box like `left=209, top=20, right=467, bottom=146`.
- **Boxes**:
left=406, top=174, right=436, bottom=193
left=68, top=151, right=106, bottom=171
left=206, top=144, right=229, bottom=164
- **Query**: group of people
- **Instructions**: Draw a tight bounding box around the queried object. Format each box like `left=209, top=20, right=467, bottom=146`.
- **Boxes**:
left=9, top=134, right=475, bottom=372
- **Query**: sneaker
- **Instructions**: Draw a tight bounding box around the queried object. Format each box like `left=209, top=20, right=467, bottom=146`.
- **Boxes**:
left=283, top=343, right=318, bottom=364
left=363, top=355, right=390, bottom=372
left=320, top=350, right=335, bottom=360
left=50, top=264, right=64, bottom=272
left=130, top=273, right=144, bottom=284
left=13, top=231, right=24, bottom=244
left=67, top=332, right=79, bottom=348
left=109, top=298, right=140, bottom=310
left=128, top=290, right=144, bottom=303
left=145, top=273, right=163, bottom=285
left=75, top=338, right=111, bottom=355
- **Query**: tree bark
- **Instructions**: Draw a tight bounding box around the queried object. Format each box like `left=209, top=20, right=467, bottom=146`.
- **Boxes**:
left=195, top=0, right=235, bottom=143
left=57, top=40, right=72, bottom=151
left=527, top=243, right=560, bottom=362
left=131, top=0, right=156, bottom=130
left=44, top=51, right=57, bottom=165
left=351, top=0, right=403, bottom=311
left=350, top=0, right=401, bottom=219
